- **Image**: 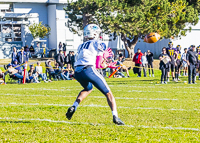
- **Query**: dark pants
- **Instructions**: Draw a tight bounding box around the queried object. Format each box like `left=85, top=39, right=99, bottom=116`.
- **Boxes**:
left=160, top=67, right=167, bottom=82
left=175, top=60, right=181, bottom=72
left=49, top=71, right=56, bottom=80
left=148, top=62, right=154, bottom=74
left=14, top=73, right=23, bottom=79
left=13, top=73, right=29, bottom=82
left=75, top=66, right=110, bottom=95
left=71, top=62, right=75, bottom=70
left=188, top=64, right=196, bottom=83
left=169, top=63, right=175, bottom=72
left=143, top=64, right=147, bottom=77
left=135, top=63, right=142, bottom=76
left=58, top=62, right=64, bottom=68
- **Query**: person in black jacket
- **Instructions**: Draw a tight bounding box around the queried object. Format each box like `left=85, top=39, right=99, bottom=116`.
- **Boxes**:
left=63, top=43, right=66, bottom=56
left=65, top=51, right=71, bottom=69
left=146, top=50, right=154, bottom=77
left=56, top=50, right=65, bottom=68
left=70, top=51, right=75, bottom=70
left=187, top=45, right=198, bottom=84
left=159, top=47, right=171, bottom=84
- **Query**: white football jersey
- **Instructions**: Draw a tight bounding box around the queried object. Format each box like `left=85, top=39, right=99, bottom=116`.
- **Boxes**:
left=75, top=39, right=107, bottom=67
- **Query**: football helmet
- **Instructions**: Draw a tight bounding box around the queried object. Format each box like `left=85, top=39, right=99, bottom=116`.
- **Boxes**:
left=168, top=41, right=173, bottom=45
left=176, top=45, right=181, bottom=50
left=83, top=24, right=102, bottom=40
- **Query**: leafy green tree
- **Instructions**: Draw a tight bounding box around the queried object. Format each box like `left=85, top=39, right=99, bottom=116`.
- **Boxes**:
left=170, top=0, right=200, bottom=12
left=65, top=0, right=199, bottom=58
left=29, top=22, right=51, bottom=39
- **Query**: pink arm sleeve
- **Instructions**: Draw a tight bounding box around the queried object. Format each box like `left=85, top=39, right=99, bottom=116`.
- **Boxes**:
left=96, top=55, right=103, bottom=69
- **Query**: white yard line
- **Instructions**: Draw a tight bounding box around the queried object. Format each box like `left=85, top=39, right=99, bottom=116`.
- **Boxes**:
left=1, top=87, right=200, bottom=94
left=0, top=117, right=199, bottom=131
left=0, top=102, right=199, bottom=111
left=3, top=93, right=178, bottom=101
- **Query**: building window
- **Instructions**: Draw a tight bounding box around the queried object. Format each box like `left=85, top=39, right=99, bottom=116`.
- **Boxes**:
left=0, top=3, right=13, bottom=12
left=0, top=19, right=22, bottom=42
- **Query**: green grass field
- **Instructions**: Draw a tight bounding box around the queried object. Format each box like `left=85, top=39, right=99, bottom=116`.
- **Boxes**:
left=0, top=70, right=200, bottom=142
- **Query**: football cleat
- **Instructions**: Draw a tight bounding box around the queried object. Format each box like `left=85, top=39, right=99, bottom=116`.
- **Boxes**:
left=66, top=106, right=76, bottom=120
left=113, top=115, right=125, bottom=125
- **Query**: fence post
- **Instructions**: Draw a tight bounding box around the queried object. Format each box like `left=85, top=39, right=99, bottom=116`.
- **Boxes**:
left=23, top=62, right=27, bottom=84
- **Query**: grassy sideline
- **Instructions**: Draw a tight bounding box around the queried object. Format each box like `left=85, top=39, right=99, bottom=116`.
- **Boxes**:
left=0, top=70, right=200, bottom=142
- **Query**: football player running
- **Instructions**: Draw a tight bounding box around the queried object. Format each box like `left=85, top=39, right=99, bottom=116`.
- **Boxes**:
left=66, top=24, right=125, bottom=125
left=166, top=42, right=176, bottom=82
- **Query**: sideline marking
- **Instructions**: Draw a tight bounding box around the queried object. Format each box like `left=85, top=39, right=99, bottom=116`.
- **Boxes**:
left=0, top=117, right=199, bottom=131
left=3, top=93, right=178, bottom=101
left=0, top=102, right=199, bottom=111
left=1, top=87, right=200, bottom=94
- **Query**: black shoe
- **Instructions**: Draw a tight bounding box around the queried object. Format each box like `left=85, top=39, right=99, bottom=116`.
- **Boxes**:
left=66, top=106, right=75, bottom=120
left=113, top=115, right=125, bottom=125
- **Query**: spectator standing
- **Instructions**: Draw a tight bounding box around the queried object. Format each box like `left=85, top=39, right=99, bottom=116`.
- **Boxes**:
left=63, top=43, right=66, bottom=56
left=35, top=61, right=48, bottom=82
left=187, top=45, right=198, bottom=84
left=17, top=47, right=29, bottom=66
left=24, top=45, right=30, bottom=58
left=141, top=52, right=148, bottom=77
left=11, top=47, right=18, bottom=64
left=58, top=42, right=62, bottom=51
left=181, top=48, right=188, bottom=76
left=56, top=50, right=65, bottom=68
left=70, top=51, right=75, bottom=70
left=24, top=45, right=29, bottom=52
left=133, top=48, right=143, bottom=77
left=65, top=51, right=71, bottom=69
left=146, top=50, right=154, bottom=77
left=159, top=47, right=171, bottom=84
left=29, top=45, right=35, bottom=58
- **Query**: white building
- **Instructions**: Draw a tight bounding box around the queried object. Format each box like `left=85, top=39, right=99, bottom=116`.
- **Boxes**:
left=0, top=0, right=199, bottom=59
left=0, top=0, right=123, bottom=59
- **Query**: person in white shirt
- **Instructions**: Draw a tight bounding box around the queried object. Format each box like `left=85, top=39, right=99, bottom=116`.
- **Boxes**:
left=142, top=52, right=148, bottom=77
left=35, top=62, right=48, bottom=82
left=181, top=48, right=188, bottom=76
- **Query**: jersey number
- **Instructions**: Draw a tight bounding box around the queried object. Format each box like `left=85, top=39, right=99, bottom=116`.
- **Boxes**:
left=178, top=54, right=181, bottom=60
left=169, top=50, right=174, bottom=56
left=81, top=41, right=91, bottom=49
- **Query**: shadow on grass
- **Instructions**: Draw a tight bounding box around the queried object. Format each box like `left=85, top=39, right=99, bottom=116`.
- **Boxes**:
left=0, top=120, right=31, bottom=124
